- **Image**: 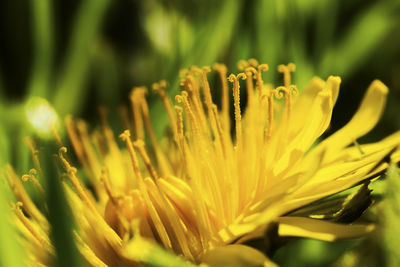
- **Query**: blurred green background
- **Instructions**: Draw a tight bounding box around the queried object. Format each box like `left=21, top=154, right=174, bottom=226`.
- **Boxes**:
left=1, top=0, right=400, bottom=266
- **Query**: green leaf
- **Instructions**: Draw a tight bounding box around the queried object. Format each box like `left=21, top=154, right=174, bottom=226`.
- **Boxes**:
left=202, top=245, right=276, bottom=267
left=332, top=182, right=372, bottom=223
left=320, top=3, right=393, bottom=77
left=149, top=0, right=241, bottom=138
left=40, top=144, right=84, bottom=267
left=382, top=164, right=400, bottom=266
left=124, top=235, right=198, bottom=267
left=288, top=182, right=372, bottom=223
left=0, top=170, right=25, bottom=267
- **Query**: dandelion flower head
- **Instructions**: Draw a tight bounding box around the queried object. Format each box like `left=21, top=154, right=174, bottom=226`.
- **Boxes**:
left=6, top=60, right=400, bottom=266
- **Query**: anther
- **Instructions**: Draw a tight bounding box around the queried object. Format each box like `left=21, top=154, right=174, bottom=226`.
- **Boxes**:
left=130, top=87, right=147, bottom=140
left=119, top=130, right=131, bottom=141
left=248, top=58, right=259, bottom=67
left=14, top=202, right=49, bottom=247
left=195, top=66, right=213, bottom=108
left=245, top=64, right=268, bottom=97
left=277, top=63, right=298, bottom=114
left=175, top=95, right=183, bottom=103
left=59, top=147, right=71, bottom=169
left=174, top=105, right=189, bottom=175
left=179, top=69, right=189, bottom=78
left=237, top=60, right=248, bottom=71
left=119, top=130, right=144, bottom=186
left=134, top=139, right=159, bottom=180
left=22, top=169, right=46, bottom=200
left=175, top=91, right=200, bottom=137
left=213, top=63, right=230, bottom=132
left=228, top=73, right=247, bottom=148
left=100, top=168, right=116, bottom=203
left=59, top=146, right=98, bottom=214
left=181, top=91, right=189, bottom=98
left=278, top=63, right=296, bottom=88
left=244, top=67, right=258, bottom=105
left=24, top=137, right=42, bottom=175
left=264, top=90, right=275, bottom=142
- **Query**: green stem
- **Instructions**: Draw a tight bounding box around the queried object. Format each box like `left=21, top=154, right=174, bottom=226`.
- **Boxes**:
left=28, top=0, right=54, bottom=98
left=53, top=0, right=111, bottom=116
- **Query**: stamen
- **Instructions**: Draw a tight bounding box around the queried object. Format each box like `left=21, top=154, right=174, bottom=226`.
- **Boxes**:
left=278, top=63, right=296, bottom=88
left=14, top=202, right=50, bottom=248
left=22, top=169, right=46, bottom=200
left=277, top=63, right=298, bottom=124
left=119, top=130, right=143, bottom=185
left=5, top=164, right=48, bottom=226
left=24, top=138, right=42, bottom=176
left=117, top=106, right=131, bottom=132
left=144, top=178, right=194, bottom=260
left=128, top=190, right=156, bottom=239
left=174, top=106, right=188, bottom=175
left=134, top=139, right=159, bottom=180
left=76, top=120, right=102, bottom=179
left=228, top=73, right=247, bottom=148
left=130, top=87, right=147, bottom=140
left=66, top=117, right=104, bottom=196
left=195, top=66, right=226, bottom=155
left=196, top=66, right=213, bottom=107
left=179, top=68, right=189, bottom=78
left=254, top=64, right=269, bottom=97
left=248, top=58, right=259, bottom=67
left=264, top=90, right=275, bottom=142
left=100, top=169, right=117, bottom=205
left=65, top=116, right=87, bottom=170
left=138, top=89, right=171, bottom=175
left=100, top=169, right=130, bottom=234
left=274, top=85, right=298, bottom=119
left=153, top=81, right=177, bottom=139
left=243, top=64, right=268, bottom=101
left=237, top=59, right=259, bottom=70
left=58, top=147, right=98, bottom=214
left=51, top=123, right=63, bottom=148
left=237, top=60, right=248, bottom=70
left=213, top=63, right=230, bottom=132
left=245, top=67, right=257, bottom=106
left=211, top=104, right=227, bottom=157
left=175, top=92, right=200, bottom=138
left=182, top=75, right=208, bottom=134
left=74, top=232, right=108, bottom=267
left=120, top=131, right=173, bottom=250
left=98, top=106, right=126, bottom=162
left=174, top=106, right=185, bottom=142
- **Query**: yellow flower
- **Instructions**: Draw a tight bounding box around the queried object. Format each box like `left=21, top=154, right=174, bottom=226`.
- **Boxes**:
left=5, top=60, right=400, bottom=266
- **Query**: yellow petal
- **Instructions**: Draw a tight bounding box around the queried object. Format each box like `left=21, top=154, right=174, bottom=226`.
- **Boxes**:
left=308, top=146, right=395, bottom=185
left=313, top=80, right=388, bottom=162
left=74, top=232, right=109, bottom=267
left=277, top=162, right=377, bottom=215
left=278, top=216, right=375, bottom=241
left=201, top=244, right=277, bottom=267
left=328, top=131, right=400, bottom=165
left=157, top=177, right=197, bottom=229
left=144, top=178, right=194, bottom=260
left=63, top=183, right=122, bottom=250
left=328, top=76, right=341, bottom=106
left=273, top=89, right=333, bottom=176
